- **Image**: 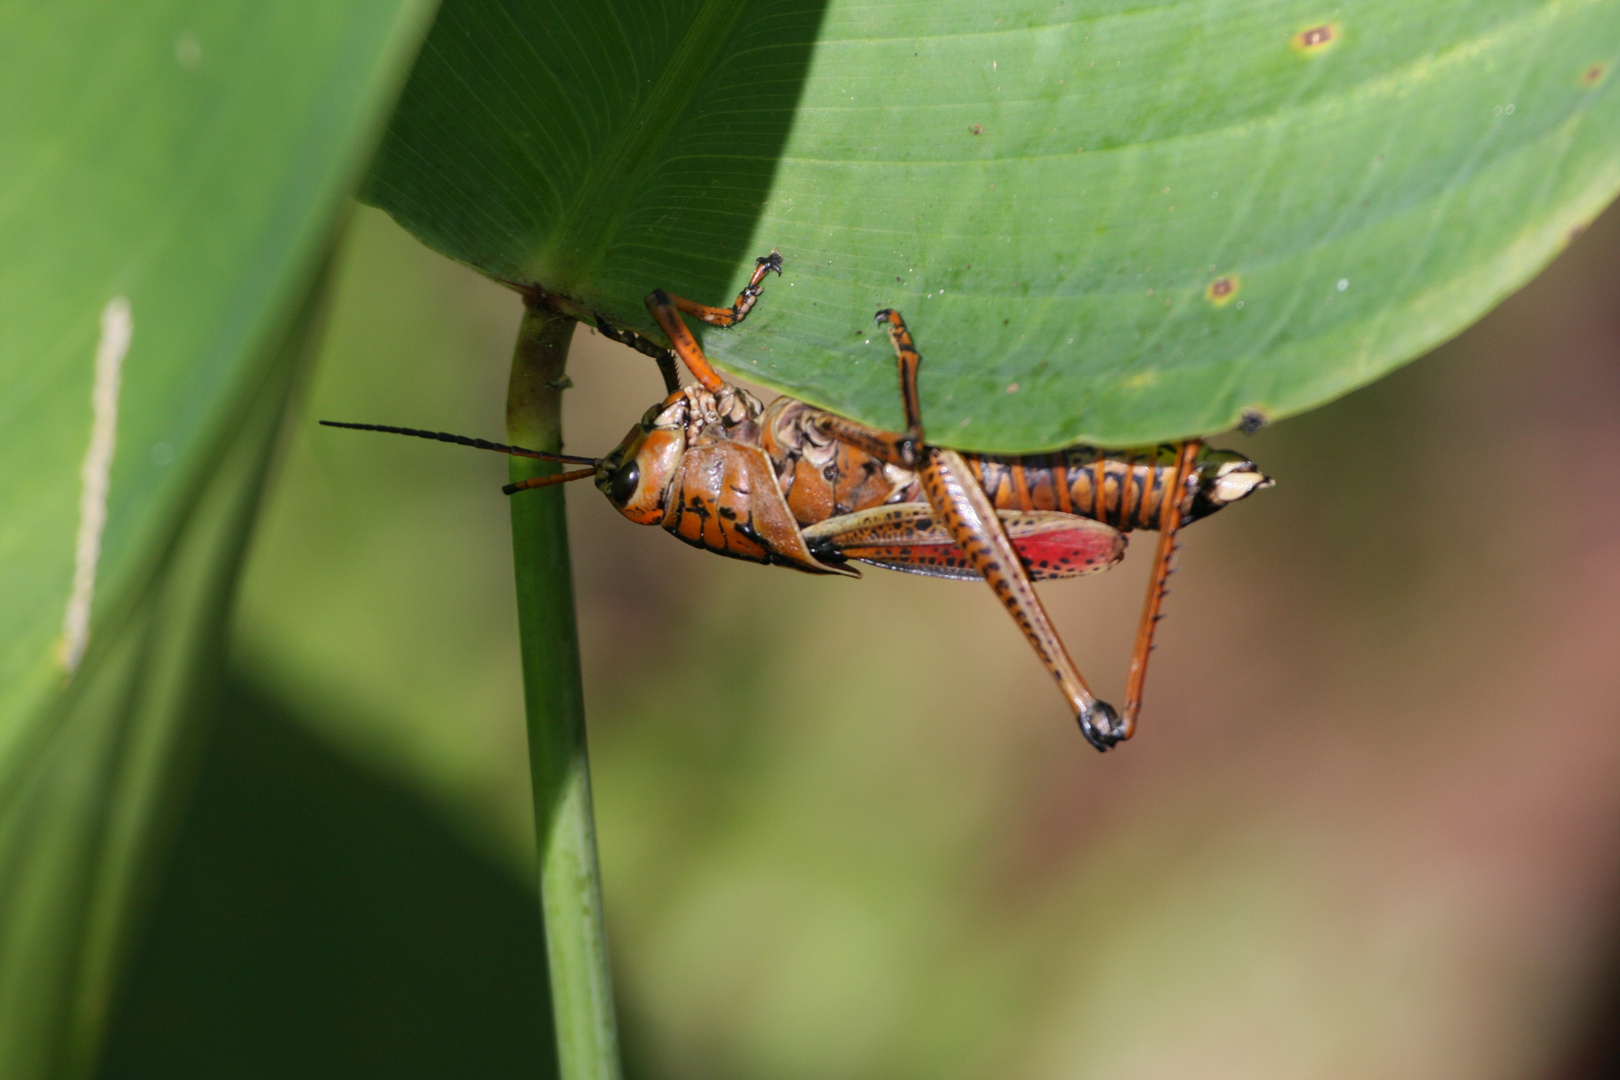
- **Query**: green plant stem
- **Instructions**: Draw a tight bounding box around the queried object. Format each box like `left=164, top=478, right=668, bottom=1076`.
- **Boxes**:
left=505, top=305, right=621, bottom=1080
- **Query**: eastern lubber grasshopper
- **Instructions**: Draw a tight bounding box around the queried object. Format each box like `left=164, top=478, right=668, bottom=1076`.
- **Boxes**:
left=325, top=254, right=1271, bottom=750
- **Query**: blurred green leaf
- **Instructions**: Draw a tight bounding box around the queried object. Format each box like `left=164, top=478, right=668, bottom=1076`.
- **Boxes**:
left=364, top=0, right=1620, bottom=449
left=0, top=3, right=436, bottom=1075
left=98, top=676, right=552, bottom=1080
left=234, top=209, right=537, bottom=876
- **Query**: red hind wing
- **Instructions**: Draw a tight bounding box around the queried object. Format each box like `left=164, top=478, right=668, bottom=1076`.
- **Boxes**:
left=803, top=503, right=1125, bottom=581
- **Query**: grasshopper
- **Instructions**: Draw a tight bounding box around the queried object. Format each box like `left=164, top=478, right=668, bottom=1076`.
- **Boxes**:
left=326, top=255, right=1270, bottom=749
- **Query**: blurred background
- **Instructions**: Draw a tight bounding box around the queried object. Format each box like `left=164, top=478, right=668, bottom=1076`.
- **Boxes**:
left=98, top=201, right=1620, bottom=1079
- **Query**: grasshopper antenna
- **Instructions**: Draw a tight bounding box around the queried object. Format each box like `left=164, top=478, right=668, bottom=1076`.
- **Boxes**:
left=320, top=421, right=601, bottom=497
left=320, top=420, right=598, bottom=466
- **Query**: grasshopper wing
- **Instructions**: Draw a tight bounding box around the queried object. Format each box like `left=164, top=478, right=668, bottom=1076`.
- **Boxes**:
left=803, top=502, right=1124, bottom=581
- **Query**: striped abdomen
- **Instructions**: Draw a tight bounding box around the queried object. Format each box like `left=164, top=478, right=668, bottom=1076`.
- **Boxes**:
left=760, top=399, right=1256, bottom=535
left=966, top=445, right=1190, bottom=532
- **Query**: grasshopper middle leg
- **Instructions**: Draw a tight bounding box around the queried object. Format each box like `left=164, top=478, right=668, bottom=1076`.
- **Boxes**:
left=1117, top=438, right=1201, bottom=739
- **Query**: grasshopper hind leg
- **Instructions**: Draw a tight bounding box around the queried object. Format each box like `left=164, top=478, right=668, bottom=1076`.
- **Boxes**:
left=866, top=310, right=1126, bottom=748
left=1116, top=439, right=1202, bottom=739
left=921, top=446, right=1124, bottom=751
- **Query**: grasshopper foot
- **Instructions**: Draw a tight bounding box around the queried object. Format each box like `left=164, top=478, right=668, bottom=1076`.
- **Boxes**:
left=757, top=250, right=783, bottom=276
left=1078, top=700, right=1127, bottom=752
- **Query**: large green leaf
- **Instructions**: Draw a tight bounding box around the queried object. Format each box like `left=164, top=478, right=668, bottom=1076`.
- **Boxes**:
left=364, top=0, right=1620, bottom=449
left=0, top=3, right=435, bottom=1075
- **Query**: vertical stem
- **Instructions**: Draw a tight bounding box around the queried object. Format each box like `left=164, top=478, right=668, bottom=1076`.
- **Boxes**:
left=506, top=304, right=622, bottom=1080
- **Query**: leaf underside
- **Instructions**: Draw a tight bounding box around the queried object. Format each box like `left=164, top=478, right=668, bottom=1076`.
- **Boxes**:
left=365, top=0, right=1620, bottom=451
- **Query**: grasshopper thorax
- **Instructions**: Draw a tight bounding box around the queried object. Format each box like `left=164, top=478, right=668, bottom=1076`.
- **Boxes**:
left=596, top=382, right=766, bottom=525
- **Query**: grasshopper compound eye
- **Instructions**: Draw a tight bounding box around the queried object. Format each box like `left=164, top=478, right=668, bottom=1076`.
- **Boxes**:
left=608, top=460, right=640, bottom=507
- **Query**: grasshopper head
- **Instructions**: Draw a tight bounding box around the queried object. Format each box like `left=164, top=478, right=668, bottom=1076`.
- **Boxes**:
left=597, top=394, right=688, bottom=525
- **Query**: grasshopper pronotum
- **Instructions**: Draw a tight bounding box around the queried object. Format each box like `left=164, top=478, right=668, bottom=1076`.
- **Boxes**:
left=326, top=255, right=1270, bottom=750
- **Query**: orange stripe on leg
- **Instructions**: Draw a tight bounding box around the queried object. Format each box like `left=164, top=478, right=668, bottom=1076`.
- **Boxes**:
left=1092, top=455, right=1107, bottom=521
left=1053, top=456, right=1073, bottom=515
left=1010, top=462, right=1032, bottom=511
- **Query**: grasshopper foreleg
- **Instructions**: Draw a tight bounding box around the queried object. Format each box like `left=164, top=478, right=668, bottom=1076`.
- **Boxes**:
left=665, top=251, right=783, bottom=327
left=643, top=253, right=785, bottom=393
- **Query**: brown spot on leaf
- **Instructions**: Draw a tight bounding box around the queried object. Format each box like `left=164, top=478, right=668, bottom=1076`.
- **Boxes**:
left=1582, top=63, right=1606, bottom=86
left=969, top=124, right=984, bottom=135
left=1206, top=275, right=1240, bottom=305
left=1292, top=23, right=1337, bottom=52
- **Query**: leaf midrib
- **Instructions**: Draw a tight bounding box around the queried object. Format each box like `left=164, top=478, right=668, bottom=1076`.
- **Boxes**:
left=534, top=0, right=756, bottom=289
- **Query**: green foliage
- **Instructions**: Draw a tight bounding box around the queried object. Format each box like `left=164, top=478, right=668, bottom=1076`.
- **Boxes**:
left=99, top=678, right=553, bottom=1079
left=0, top=4, right=435, bottom=1075
left=365, top=0, right=1620, bottom=449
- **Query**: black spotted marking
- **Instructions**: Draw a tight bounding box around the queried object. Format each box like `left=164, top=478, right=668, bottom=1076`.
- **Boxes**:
left=732, top=517, right=765, bottom=547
